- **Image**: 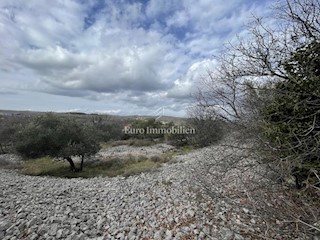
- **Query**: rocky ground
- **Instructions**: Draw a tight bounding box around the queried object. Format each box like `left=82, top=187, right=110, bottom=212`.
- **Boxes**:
left=98, top=143, right=175, bottom=159
left=0, top=138, right=314, bottom=239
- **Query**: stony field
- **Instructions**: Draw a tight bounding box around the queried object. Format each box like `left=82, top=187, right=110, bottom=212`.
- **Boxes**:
left=0, top=138, right=312, bottom=240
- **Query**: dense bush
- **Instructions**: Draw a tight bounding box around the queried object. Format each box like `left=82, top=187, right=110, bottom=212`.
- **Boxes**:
left=0, top=114, right=32, bottom=154
left=90, top=115, right=125, bottom=142
left=189, top=118, right=225, bottom=147
left=15, top=114, right=100, bottom=172
left=261, top=41, right=320, bottom=188
left=0, top=125, right=16, bottom=154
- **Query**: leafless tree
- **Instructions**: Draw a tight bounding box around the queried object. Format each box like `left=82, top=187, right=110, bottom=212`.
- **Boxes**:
left=192, top=0, right=320, bottom=238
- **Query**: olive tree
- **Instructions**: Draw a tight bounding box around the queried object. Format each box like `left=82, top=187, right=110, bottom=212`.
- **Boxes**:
left=0, top=114, right=32, bottom=154
left=15, top=114, right=100, bottom=172
left=0, top=122, right=16, bottom=154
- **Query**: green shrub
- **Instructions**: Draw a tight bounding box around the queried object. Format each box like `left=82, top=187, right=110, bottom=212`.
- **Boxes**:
left=189, top=118, right=225, bottom=147
left=261, top=41, right=320, bottom=188
left=0, top=115, right=31, bottom=154
left=15, top=113, right=100, bottom=172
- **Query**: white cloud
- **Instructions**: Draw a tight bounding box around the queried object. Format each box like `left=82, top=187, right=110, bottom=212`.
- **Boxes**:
left=15, top=46, right=86, bottom=73
left=167, top=59, right=217, bottom=99
left=0, top=0, right=85, bottom=48
left=166, top=10, right=189, bottom=28
left=0, top=0, right=275, bottom=116
left=145, top=0, right=180, bottom=19
left=15, top=43, right=173, bottom=93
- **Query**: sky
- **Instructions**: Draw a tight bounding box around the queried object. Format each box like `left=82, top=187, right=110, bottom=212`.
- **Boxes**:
left=0, top=0, right=273, bottom=117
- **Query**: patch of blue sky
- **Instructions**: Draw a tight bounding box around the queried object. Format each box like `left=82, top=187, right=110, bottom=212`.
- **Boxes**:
left=126, top=0, right=150, bottom=5
left=168, top=24, right=192, bottom=41
left=82, top=0, right=106, bottom=30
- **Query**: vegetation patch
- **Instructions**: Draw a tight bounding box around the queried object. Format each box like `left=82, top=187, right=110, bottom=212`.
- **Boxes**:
left=105, top=138, right=159, bottom=147
left=21, top=153, right=173, bottom=178
left=15, top=115, right=195, bottom=179
left=21, top=157, right=69, bottom=176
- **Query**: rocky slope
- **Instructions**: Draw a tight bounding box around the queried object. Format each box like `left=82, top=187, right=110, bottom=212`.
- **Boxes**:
left=0, top=140, right=312, bottom=239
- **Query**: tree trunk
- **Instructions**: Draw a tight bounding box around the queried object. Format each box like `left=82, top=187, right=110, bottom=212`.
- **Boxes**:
left=64, top=157, right=77, bottom=172
left=0, top=143, right=4, bottom=154
left=80, top=155, right=84, bottom=172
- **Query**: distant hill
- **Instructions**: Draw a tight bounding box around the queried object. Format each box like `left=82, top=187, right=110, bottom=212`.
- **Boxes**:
left=0, top=109, right=187, bottom=124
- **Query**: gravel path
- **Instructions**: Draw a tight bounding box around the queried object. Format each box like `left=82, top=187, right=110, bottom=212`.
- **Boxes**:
left=0, top=140, right=308, bottom=240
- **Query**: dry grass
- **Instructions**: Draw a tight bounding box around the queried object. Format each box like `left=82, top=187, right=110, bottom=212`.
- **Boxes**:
left=103, top=138, right=159, bottom=148
left=20, top=141, right=194, bottom=178
left=21, top=155, right=164, bottom=178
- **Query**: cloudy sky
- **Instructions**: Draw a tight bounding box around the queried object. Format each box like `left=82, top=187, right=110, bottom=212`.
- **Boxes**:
left=0, top=0, right=273, bottom=117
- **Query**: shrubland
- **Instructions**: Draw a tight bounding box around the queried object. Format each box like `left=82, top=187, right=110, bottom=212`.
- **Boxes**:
left=192, top=0, right=320, bottom=236
left=0, top=112, right=196, bottom=178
